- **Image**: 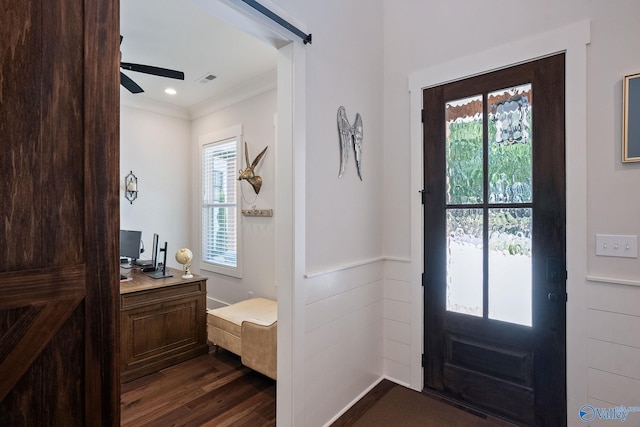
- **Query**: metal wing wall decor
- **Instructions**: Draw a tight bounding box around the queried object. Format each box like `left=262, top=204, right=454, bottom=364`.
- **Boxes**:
left=337, top=106, right=363, bottom=180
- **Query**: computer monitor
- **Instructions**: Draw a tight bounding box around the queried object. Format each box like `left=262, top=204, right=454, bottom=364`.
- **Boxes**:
left=133, top=232, right=159, bottom=270
left=147, top=240, right=172, bottom=279
left=120, top=230, right=142, bottom=261
left=150, top=233, right=159, bottom=270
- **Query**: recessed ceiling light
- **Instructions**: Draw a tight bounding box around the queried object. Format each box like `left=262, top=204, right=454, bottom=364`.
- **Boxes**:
left=164, top=88, right=177, bottom=95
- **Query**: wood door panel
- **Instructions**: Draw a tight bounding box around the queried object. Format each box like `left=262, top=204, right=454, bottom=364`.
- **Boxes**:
left=423, top=85, right=447, bottom=391
left=0, top=298, right=83, bottom=401
left=0, top=0, right=44, bottom=273
left=445, top=334, right=533, bottom=385
left=0, top=0, right=119, bottom=423
left=444, top=364, right=534, bottom=425
left=41, top=0, right=86, bottom=268
left=1, top=302, right=86, bottom=427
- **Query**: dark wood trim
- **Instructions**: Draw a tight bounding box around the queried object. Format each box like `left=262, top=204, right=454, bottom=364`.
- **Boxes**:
left=0, top=266, right=86, bottom=310
left=423, top=84, right=446, bottom=390
left=83, top=0, right=120, bottom=424
left=0, top=298, right=83, bottom=401
left=530, top=52, right=567, bottom=427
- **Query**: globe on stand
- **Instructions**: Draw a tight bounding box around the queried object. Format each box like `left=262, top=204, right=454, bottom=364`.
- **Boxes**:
left=175, top=248, right=193, bottom=279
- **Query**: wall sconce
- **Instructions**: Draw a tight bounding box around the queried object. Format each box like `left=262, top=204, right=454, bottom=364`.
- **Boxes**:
left=124, top=171, right=138, bottom=204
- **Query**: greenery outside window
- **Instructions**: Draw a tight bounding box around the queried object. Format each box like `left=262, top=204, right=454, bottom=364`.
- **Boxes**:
left=201, top=126, right=242, bottom=278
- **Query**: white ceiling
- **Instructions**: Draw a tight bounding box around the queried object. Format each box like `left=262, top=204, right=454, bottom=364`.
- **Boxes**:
left=120, top=0, right=277, bottom=112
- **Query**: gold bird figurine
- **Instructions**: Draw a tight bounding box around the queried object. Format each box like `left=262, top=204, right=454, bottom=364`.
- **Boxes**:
left=238, top=142, right=268, bottom=194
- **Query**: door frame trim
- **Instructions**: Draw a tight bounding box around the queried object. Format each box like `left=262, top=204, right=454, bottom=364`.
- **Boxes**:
left=408, top=20, right=590, bottom=426
left=188, top=2, right=307, bottom=425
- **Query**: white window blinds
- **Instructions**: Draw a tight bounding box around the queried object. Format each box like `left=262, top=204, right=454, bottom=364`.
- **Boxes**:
left=202, top=138, right=239, bottom=272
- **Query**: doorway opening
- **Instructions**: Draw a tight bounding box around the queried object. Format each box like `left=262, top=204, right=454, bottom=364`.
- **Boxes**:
left=118, top=0, right=303, bottom=424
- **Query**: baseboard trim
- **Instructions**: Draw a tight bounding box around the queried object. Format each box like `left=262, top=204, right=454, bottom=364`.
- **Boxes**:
left=206, top=296, right=230, bottom=309
left=322, top=376, right=385, bottom=427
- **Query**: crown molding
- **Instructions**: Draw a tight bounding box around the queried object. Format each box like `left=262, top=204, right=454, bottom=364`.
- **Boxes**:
left=120, top=68, right=277, bottom=121
left=188, top=68, right=277, bottom=120
left=120, top=93, right=191, bottom=120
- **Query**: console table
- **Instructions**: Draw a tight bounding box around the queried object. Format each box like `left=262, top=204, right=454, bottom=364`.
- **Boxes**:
left=120, top=268, right=208, bottom=382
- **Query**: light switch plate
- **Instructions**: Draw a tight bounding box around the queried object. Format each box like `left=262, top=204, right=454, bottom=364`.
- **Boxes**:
left=595, top=234, right=638, bottom=258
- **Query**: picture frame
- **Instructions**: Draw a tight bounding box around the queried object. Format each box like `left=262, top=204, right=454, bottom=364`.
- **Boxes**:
left=622, top=72, right=640, bottom=162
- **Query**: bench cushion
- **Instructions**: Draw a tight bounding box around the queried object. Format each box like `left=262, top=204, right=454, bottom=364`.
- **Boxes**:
left=206, top=298, right=277, bottom=360
left=207, top=297, right=276, bottom=330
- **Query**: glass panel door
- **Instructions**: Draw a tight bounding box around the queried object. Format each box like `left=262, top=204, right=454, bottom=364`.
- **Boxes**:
left=423, top=54, right=566, bottom=426
left=444, top=84, right=533, bottom=327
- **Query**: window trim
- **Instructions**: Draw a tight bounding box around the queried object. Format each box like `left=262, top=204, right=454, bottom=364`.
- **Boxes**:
left=199, top=125, right=243, bottom=278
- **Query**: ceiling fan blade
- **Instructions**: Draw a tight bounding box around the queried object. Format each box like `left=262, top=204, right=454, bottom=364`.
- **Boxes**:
left=120, top=72, right=144, bottom=94
left=120, top=62, right=185, bottom=80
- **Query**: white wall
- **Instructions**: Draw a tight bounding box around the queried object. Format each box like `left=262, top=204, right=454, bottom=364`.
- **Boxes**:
left=190, top=89, right=278, bottom=306
left=303, top=5, right=385, bottom=273
left=269, top=0, right=386, bottom=426
left=581, top=3, right=640, bottom=421
left=120, top=105, right=191, bottom=269
left=121, top=88, right=277, bottom=306
left=383, top=1, right=640, bottom=426
left=122, top=1, right=640, bottom=425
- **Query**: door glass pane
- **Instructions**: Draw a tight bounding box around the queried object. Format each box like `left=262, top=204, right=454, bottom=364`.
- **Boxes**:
left=488, top=84, right=532, bottom=203
left=446, top=95, right=483, bottom=204
left=488, top=208, right=532, bottom=326
left=447, top=209, right=483, bottom=317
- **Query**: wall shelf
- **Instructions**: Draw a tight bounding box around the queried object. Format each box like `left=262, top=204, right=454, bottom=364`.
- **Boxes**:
left=242, top=206, right=273, bottom=217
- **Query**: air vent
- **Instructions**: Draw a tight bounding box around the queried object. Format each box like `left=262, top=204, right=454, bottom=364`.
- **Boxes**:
left=197, top=73, right=217, bottom=84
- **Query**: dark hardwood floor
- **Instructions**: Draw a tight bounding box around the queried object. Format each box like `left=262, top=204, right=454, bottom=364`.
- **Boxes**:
left=120, top=348, right=276, bottom=427
left=122, top=350, right=516, bottom=426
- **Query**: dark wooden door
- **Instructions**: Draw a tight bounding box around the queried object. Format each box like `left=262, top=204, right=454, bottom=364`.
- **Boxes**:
left=423, top=54, right=566, bottom=426
left=0, top=1, right=120, bottom=425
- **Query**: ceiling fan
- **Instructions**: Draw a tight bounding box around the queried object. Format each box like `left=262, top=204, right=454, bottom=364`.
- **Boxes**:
left=120, top=35, right=185, bottom=94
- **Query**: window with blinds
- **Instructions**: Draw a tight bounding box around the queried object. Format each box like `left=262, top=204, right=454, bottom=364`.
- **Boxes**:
left=201, top=133, right=242, bottom=277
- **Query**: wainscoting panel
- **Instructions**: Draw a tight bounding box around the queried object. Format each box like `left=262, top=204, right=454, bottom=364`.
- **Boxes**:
left=588, top=309, right=640, bottom=348
left=586, top=398, right=636, bottom=427
left=587, top=368, right=640, bottom=407
left=305, top=259, right=384, bottom=305
left=382, top=259, right=412, bottom=386
left=586, top=280, right=640, bottom=422
left=303, top=260, right=384, bottom=427
left=384, top=334, right=411, bottom=366
left=384, top=317, right=411, bottom=344
left=588, top=339, right=640, bottom=380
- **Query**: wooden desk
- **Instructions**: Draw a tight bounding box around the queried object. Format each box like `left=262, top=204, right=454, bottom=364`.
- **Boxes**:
left=120, top=268, right=208, bottom=382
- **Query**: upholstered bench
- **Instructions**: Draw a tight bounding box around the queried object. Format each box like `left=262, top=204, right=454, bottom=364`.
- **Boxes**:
left=206, top=297, right=277, bottom=379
